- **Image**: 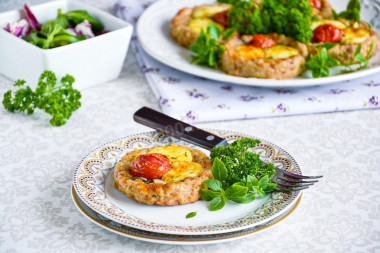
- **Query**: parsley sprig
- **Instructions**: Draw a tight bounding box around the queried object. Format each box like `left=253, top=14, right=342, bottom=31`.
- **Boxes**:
left=189, top=23, right=225, bottom=69
left=201, top=138, right=277, bottom=211
left=2, top=71, right=81, bottom=126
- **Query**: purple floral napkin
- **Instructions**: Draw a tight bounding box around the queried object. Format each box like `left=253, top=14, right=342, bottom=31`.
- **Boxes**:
left=115, top=0, right=380, bottom=122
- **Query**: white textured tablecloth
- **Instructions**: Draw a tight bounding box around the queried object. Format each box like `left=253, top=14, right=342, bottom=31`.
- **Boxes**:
left=0, top=0, right=380, bottom=252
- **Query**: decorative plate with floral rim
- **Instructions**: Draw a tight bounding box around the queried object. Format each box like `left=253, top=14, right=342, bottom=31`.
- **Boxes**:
left=72, top=130, right=303, bottom=235
left=72, top=186, right=303, bottom=245
left=136, top=0, right=380, bottom=87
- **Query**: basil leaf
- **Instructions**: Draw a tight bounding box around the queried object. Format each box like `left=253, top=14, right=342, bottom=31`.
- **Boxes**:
left=212, top=158, right=228, bottom=181
left=186, top=211, right=197, bottom=219
left=223, top=28, right=236, bottom=40
left=246, top=175, right=258, bottom=190
left=208, top=23, right=221, bottom=40
left=203, top=179, right=222, bottom=191
left=230, top=192, right=256, bottom=203
left=318, top=42, right=338, bottom=51
left=201, top=189, right=221, bottom=201
left=225, top=184, right=248, bottom=199
left=258, top=175, right=269, bottom=189
left=257, top=189, right=266, bottom=198
left=354, top=44, right=362, bottom=56
left=209, top=196, right=227, bottom=211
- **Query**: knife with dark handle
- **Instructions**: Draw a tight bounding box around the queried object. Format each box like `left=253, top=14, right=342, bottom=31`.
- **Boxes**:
left=133, top=107, right=228, bottom=150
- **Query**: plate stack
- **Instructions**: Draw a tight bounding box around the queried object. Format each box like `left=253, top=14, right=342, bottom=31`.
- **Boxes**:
left=72, top=130, right=303, bottom=245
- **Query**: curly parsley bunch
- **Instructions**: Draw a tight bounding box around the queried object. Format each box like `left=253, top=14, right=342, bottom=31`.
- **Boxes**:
left=2, top=71, right=81, bottom=126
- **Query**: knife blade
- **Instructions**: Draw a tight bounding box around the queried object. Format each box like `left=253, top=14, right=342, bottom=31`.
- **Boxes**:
left=133, top=107, right=228, bottom=150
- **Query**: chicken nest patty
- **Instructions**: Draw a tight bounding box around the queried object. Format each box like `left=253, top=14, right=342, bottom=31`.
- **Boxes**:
left=170, top=3, right=229, bottom=48
left=113, top=146, right=212, bottom=206
left=307, top=20, right=380, bottom=65
left=221, top=34, right=308, bottom=79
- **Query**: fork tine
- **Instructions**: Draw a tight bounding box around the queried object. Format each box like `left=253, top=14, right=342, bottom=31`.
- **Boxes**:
left=276, top=175, right=319, bottom=184
left=275, top=167, right=323, bottom=179
left=273, top=177, right=316, bottom=187
left=276, top=185, right=309, bottom=191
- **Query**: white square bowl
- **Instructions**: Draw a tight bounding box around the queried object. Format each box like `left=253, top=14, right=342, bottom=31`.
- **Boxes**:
left=0, top=0, right=133, bottom=90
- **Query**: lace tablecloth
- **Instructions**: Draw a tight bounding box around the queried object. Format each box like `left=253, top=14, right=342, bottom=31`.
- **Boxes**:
left=0, top=0, right=379, bottom=252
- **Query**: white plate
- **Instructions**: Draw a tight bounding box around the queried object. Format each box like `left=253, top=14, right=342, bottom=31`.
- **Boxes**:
left=136, top=0, right=380, bottom=87
left=72, top=186, right=303, bottom=245
left=73, top=130, right=302, bottom=235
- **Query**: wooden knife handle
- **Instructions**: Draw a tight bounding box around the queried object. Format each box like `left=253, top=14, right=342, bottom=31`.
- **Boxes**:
left=133, top=107, right=228, bottom=150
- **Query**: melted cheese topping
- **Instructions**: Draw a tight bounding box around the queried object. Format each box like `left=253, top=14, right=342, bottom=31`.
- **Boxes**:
left=265, top=45, right=299, bottom=59
left=237, top=45, right=299, bottom=60
left=147, top=146, right=192, bottom=162
left=162, top=161, right=203, bottom=183
left=147, top=146, right=203, bottom=183
left=311, top=19, right=347, bottom=30
left=187, top=18, right=224, bottom=33
left=341, top=27, right=370, bottom=44
left=192, top=4, right=231, bottom=19
left=237, top=46, right=265, bottom=59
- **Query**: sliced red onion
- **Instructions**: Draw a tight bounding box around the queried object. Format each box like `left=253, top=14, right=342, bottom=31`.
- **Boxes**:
left=75, top=20, right=94, bottom=38
left=3, top=19, right=30, bottom=37
left=95, top=30, right=109, bottom=36
left=3, top=23, right=11, bottom=32
left=66, top=27, right=77, bottom=36
left=23, top=4, right=41, bottom=31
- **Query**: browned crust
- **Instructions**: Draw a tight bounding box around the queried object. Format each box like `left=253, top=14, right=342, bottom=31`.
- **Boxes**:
left=113, top=146, right=212, bottom=206
left=307, top=21, right=380, bottom=65
left=312, top=0, right=333, bottom=19
left=221, top=34, right=307, bottom=79
left=170, top=7, right=199, bottom=48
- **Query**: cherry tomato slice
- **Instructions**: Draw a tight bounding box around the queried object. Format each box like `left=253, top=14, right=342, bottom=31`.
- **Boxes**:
left=313, top=24, right=343, bottom=43
left=250, top=34, right=276, bottom=48
left=130, top=153, right=172, bottom=180
left=309, top=0, right=322, bottom=9
left=212, top=10, right=229, bottom=28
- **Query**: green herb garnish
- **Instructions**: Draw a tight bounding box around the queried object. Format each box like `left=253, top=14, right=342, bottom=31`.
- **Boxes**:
left=224, top=0, right=313, bottom=43
left=343, top=43, right=374, bottom=73
left=305, top=44, right=341, bottom=78
left=186, top=211, right=197, bottom=219
left=210, top=138, right=276, bottom=185
left=189, top=23, right=225, bottom=69
left=337, top=0, right=361, bottom=21
left=23, top=9, right=103, bottom=49
left=201, top=138, right=277, bottom=211
left=2, top=71, right=81, bottom=126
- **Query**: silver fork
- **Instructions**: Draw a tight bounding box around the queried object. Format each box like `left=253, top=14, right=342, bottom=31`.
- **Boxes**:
left=133, top=107, right=323, bottom=192
left=273, top=167, right=322, bottom=191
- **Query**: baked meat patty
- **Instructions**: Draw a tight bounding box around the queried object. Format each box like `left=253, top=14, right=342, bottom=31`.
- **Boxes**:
left=170, top=3, right=230, bottom=48
left=221, top=33, right=308, bottom=79
left=307, top=19, right=379, bottom=65
left=113, top=145, right=212, bottom=206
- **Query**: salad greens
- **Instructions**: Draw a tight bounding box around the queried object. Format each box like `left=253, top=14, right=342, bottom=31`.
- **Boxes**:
left=2, top=71, right=81, bottom=126
left=4, top=4, right=105, bottom=49
left=189, top=23, right=225, bottom=69
left=202, top=138, right=277, bottom=211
